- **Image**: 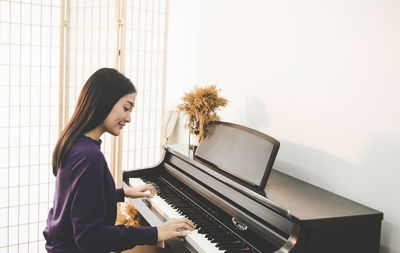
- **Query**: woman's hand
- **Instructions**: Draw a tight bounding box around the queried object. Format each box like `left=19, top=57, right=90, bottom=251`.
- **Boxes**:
left=124, top=184, right=157, bottom=199
left=157, top=218, right=195, bottom=241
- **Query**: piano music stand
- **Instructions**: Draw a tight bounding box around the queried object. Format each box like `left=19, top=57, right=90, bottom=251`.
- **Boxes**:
left=194, top=121, right=280, bottom=190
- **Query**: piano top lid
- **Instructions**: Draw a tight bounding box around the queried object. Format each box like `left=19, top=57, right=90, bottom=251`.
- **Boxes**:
left=265, top=170, right=383, bottom=223
left=194, top=121, right=280, bottom=189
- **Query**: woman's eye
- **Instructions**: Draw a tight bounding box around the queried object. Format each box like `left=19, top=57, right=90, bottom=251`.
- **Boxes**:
left=124, top=107, right=129, bottom=111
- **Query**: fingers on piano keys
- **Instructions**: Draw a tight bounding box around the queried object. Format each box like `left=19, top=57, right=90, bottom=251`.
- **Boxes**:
left=129, top=177, right=253, bottom=253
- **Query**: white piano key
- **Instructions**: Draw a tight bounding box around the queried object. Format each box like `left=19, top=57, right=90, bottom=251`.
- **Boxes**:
left=151, top=195, right=185, bottom=219
left=129, top=177, right=145, bottom=187
left=186, top=230, right=224, bottom=253
left=128, top=177, right=224, bottom=253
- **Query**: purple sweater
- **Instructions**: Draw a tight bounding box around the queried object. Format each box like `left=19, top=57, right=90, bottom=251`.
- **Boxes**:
left=43, top=135, right=157, bottom=253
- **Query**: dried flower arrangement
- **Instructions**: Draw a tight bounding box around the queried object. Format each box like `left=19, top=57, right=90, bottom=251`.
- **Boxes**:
left=177, top=85, right=228, bottom=141
left=116, top=202, right=141, bottom=227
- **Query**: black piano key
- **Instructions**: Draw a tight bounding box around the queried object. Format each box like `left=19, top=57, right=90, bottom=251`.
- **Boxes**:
left=219, top=247, right=249, bottom=252
left=201, top=228, right=223, bottom=234
left=223, top=250, right=252, bottom=253
left=216, top=241, right=247, bottom=248
left=206, top=233, right=233, bottom=239
left=187, top=213, right=203, bottom=216
left=206, top=230, right=231, bottom=236
left=207, top=235, right=233, bottom=242
left=211, top=238, right=239, bottom=244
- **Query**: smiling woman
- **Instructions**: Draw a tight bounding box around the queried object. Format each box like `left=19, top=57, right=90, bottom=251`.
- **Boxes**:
left=43, top=68, right=194, bottom=253
left=0, top=0, right=169, bottom=251
left=51, top=68, right=137, bottom=177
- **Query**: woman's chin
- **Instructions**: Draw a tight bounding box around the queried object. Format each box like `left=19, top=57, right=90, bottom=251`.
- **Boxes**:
left=107, top=129, right=121, bottom=136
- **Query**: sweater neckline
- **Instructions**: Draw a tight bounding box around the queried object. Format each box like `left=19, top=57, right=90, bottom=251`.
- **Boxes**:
left=80, top=134, right=102, bottom=147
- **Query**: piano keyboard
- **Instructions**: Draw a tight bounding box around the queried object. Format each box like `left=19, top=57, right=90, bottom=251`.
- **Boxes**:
left=129, top=176, right=257, bottom=253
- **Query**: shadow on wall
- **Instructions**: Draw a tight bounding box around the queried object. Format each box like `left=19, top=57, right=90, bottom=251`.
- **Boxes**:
left=234, top=96, right=269, bottom=130
left=274, top=139, right=399, bottom=253
left=273, top=140, right=360, bottom=192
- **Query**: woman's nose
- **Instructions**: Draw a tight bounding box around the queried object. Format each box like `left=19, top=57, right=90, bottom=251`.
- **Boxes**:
left=126, top=112, right=131, bottom=123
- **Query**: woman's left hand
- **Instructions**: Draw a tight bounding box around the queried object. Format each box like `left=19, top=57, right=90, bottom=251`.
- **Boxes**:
left=124, top=184, right=157, bottom=199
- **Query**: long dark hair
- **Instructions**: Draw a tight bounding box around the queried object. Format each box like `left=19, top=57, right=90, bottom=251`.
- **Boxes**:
left=52, top=68, right=136, bottom=176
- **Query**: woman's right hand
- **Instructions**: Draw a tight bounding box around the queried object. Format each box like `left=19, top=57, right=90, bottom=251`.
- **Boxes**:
left=157, top=218, right=195, bottom=241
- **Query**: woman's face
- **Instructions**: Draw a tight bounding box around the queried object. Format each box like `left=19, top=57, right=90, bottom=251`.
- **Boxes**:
left=101, top=92, right=136, bottom=136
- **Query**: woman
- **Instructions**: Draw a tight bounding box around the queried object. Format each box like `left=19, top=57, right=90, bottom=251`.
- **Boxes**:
left=43, top=68, right=194, bottom=252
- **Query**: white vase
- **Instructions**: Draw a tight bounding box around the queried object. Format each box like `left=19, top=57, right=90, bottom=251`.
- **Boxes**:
left=192, top=134, right=201, bottom=146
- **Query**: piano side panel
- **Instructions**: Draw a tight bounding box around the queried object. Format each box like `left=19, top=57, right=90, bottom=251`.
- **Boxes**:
left=122, top=148, right=168, bottom=183
left=290, top=218, right=381, bottom=253
left=126, top=195, right=164, bottom=226
left=123, top=166, right=164, bottom=183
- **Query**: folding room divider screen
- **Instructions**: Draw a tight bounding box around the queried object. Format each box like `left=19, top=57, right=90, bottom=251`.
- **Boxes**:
left=0, top=0, right=169, bottom=251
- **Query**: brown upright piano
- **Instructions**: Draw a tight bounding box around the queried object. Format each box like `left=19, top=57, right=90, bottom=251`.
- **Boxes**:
left=123, top=121, right=383, bottom=253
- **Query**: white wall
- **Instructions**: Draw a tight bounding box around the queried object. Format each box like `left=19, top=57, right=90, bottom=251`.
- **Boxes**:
left=166, top=0, right=400, bottom=252
left=164, top=0, right=205, bottom=144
